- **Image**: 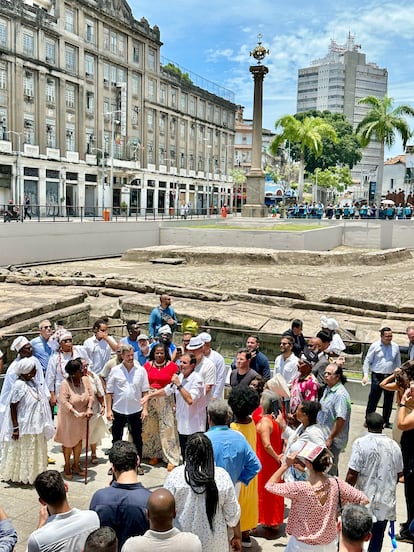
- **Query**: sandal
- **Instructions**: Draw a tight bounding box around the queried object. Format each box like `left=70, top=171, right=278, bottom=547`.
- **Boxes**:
left=91, top=455, right=99, bottom=465
left=63, top=471, right=73, bottom=481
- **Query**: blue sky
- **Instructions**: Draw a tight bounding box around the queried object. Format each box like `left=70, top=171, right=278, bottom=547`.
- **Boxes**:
left=130, top=0, right=414, bottom=157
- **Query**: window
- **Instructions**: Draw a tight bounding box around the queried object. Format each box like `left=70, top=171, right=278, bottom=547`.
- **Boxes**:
left=189, top=96, right=196, bottom=115
left=103, top=97, right=110, bottom=115
left=110, top=31, right=117, bottom=54
left=23, top=71, right=34, bottom=97
left=65, top=45, right=76, bottom=72
left=147, top=109, right=154, bottom=130
left=117, top=67, right=126, bottom=83
left=24, top=114, right=35, bottom=145
left=180, top=121, right=186, bottom=139
left=159, top=145, right=165, bottom=163
left=86, top=91, right=94, bottom=114
left=65, top=84, right=75, bottom=108
left=46, top=119, right=56, bottom=147
left=159, top=113, right=166, bottom=134
left=171, top=88, right=177, bottom=108
left=148, top=78, right=156, bottom=100
left=23, top=30, right=34, bottom=55
left=45, top=39, right=56, bottom=64
left=46, top=78, right=55, bottom=103
left=103, top=28, right=110, bottom=50
left=0, top=19, right=7, bottom=46
left=0, top=110, right=7, bottom=138
left=132, top=42, right=140, bottom=64
left=103, top=63, right=110, bottom=84
left=160, top=84, right=166, bottom=104
left=118, top=34, right=125, bottom=58
left=86, top=128, right=94, bottom=153
left=0, top=64, right=7, bottom=90
left=66, top=123, right=75, bottom=152
left=147, top=141, right=154, bottom=163
left=131, top=74, right=140, bottom=97
left=148, top=47, right=156, bottom=70
left=85, top=19, right=95, bottom=43
left=65, top=7, right=75, bottom=33
left=181, top=93, right=187, bottom=112
left=110, top=66, right=116, bottom=85
left=85, top=54, right=94, bottom=77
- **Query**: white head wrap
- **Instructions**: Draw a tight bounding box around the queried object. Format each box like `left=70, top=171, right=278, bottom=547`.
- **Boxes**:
left=10, top=336, right=29, bottom=352
left=15, top=357, right=36, bottom=375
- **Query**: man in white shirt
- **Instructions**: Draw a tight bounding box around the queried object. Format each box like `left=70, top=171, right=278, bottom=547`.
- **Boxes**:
left=274, top=335, right=299, bottom=385
left=141, top=352, right=205, bottom=459
left=122, top=488, right=202, bottom=552
left=346, top=412, right=403, bottom=552
left=362, top=327, right=401, bottom=428
left=106, top=344, right=149, bottom=474
left=186, top=335, right=215, bottom=406
left=199, top=332, right=227, bottom=400
left=27, top=470, right=99, bottom=552
left=83, top=318, right=118, bottom=375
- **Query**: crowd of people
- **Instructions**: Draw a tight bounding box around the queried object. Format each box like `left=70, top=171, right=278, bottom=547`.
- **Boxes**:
left=279, top=190, right=414, bottom=220
left=0, top=295, right=413, bottom=551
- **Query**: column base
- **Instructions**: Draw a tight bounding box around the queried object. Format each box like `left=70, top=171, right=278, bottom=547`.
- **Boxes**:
left=241, top=204, right=268, bottom=218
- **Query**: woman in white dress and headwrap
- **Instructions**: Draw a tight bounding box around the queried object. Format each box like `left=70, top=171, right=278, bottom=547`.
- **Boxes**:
left=0, top=357, right=54, bottom=484
left=320, top=316, right=346, bottom=356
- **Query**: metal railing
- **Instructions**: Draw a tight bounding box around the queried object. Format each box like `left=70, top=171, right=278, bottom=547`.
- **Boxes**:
left=1, top=204, right=234, bottom=223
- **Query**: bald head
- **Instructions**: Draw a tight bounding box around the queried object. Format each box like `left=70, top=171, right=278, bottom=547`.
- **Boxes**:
left=147, top=489, right=176, bottom=531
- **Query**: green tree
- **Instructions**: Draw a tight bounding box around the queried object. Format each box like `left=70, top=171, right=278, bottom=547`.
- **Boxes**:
left=270, top=115, right=337, bottom=201
left=291, top=111, right=362, bottom=172
left=356, top=95, right=414, bottom=198
left=310, top=166, right=352, bottom=196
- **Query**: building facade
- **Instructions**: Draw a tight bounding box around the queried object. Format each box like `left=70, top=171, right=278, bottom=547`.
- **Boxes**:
left=297, top=34, right=388, bottom=193
left=0, top=0, right=236, bottom=215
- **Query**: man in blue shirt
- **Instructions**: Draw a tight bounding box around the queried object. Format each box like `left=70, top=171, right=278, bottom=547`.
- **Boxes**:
left=120, top=320, right=140, bottom=353
left=31, top=320, right=53, bottom=373
left=90, top=441, right=151, bottom=550
left=206, top=399, right=261, bottom=488
left=362, top=327, right=401, bottom=428
left=148, top=295, right=178, bottom=340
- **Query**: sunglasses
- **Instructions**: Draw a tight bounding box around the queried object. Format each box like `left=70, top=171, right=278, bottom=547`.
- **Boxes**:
left=61, top=338, right=73, bottom=343
left=42, top=325, right=52, bottom=329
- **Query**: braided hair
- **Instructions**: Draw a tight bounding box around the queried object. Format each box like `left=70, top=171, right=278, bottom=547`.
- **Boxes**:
left=184, top=433, right=218, bottom=531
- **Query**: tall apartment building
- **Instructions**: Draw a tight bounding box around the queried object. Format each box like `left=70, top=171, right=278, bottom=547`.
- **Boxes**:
left=0, top=0, right=236, bottom=214
left=297, top=34, right=387, bottom=193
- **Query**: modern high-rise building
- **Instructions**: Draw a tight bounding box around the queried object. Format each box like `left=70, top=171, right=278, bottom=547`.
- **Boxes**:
left=0, top=0, right=236, bottom=215
left=297, top=34, right=388, bottom=196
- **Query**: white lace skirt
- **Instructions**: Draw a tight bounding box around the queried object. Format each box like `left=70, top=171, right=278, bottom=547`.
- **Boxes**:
left=0, top=433, right=48, bottom=484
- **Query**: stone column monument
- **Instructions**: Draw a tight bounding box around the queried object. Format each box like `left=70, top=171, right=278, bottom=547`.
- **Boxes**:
left=242, top=35, right=269, bottom=218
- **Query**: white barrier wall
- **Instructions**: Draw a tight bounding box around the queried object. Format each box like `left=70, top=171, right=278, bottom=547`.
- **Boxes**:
left=0, top=221, right=160, bottom=265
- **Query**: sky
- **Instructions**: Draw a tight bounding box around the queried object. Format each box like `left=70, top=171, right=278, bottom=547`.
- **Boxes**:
left=130, top=0, right=414, bottom=158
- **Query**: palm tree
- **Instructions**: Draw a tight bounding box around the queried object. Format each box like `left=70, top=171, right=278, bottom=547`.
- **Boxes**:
left=356, top=95, right=414, bottom=199
left=269, top=115, right=337, bottom=201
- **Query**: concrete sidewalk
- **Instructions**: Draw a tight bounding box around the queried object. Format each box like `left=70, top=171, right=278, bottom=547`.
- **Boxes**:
left=0, top=403, right=411, bottom=552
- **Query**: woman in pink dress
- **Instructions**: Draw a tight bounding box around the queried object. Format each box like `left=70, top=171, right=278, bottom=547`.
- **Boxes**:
left=54, top=358, right=93, bottom=480
left=255, top=390, right=284, bottom=533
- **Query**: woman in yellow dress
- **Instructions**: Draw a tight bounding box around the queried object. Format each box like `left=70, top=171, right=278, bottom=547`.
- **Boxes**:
left=228, top=385, right=260, bottom=547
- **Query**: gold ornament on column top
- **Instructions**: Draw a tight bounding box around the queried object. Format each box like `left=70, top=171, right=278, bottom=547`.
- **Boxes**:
left=249, top=33, right=269, bottom=65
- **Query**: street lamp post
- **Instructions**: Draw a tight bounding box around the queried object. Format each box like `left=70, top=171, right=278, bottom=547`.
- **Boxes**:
left=6, top=131, right=22, bottom=205
left=101, top=110, right=121, bottom=217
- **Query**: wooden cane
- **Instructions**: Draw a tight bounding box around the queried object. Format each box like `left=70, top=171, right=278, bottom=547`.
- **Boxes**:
left=84, top=417, right=90, bottom=485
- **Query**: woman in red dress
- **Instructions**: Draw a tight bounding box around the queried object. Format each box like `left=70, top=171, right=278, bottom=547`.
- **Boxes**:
left=255, top=390, right=284, bottom=533
left=142, top=343, right=181, bottom=470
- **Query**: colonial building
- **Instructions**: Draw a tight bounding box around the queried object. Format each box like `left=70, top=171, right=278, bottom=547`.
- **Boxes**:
left=0, top=0, right=236, bottom=215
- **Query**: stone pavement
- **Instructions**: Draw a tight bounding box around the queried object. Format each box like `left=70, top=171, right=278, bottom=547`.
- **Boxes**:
left=0, top=403, right=411, bottom=552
